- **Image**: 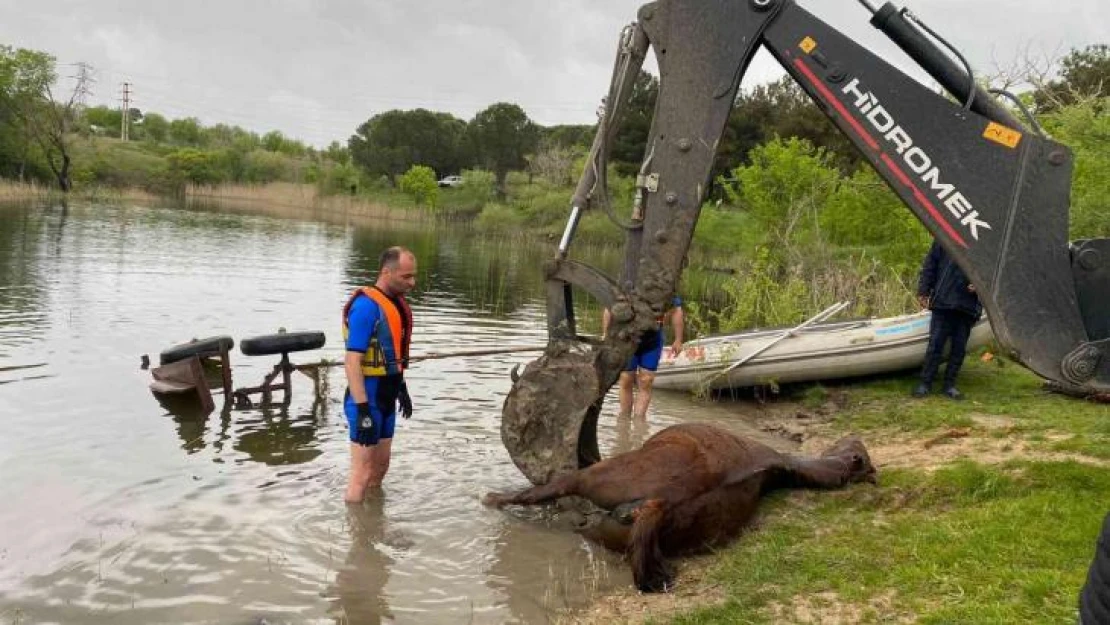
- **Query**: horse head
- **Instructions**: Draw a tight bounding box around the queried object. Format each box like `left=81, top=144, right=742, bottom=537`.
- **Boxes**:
left=823, top=435, right=878, bottom=485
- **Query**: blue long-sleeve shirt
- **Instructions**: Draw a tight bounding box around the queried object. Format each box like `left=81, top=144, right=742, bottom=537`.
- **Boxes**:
left=917, top=241, right=982, bottom=317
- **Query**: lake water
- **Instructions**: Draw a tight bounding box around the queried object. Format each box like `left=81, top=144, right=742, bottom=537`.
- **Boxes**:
left=0, top=199, right=771, bottom=624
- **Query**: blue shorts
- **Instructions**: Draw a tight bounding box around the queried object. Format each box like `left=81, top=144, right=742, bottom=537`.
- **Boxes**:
left=344, top=377, right=399, bottom=446
left=625, top=330, right=664, bottom=372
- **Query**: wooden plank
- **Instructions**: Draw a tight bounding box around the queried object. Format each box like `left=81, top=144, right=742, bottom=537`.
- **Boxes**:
left=150, top=355, right=215, bottom=414
left=149, top=379, right=195, bottom=394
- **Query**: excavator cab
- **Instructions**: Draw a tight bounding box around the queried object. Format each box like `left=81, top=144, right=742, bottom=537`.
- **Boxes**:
left=500, top=0, right=1110, bottom=484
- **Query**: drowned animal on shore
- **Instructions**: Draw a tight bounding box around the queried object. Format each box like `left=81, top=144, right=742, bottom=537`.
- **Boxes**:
left=484, top=422, right=877, bottom=592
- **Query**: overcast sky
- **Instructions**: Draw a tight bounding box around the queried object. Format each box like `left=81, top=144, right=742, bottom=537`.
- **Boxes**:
left=1, top=0, right=1105, bottom=147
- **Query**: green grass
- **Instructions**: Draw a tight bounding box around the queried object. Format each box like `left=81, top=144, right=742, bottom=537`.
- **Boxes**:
left=671, top=460, right=1107, bottom=624
left=824, top=353, right=1110, bottom=457
left=655, top=357, right=1109, bottom=624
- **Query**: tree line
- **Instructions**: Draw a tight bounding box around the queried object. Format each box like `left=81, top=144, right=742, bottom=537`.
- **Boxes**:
left=344, top=71, right=866, bottom=199
left=343, top=43, right=1109, bottom=202
left=1, top=41, right=1106, bottom=202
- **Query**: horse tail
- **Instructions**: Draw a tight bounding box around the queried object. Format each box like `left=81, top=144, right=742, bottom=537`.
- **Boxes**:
left=629, top=498, right=673, bottom=593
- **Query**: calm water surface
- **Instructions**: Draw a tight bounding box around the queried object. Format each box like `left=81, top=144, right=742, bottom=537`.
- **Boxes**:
left=0, top=200, right=772, bottom=624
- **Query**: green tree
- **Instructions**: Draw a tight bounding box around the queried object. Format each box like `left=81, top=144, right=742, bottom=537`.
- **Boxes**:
left=721, top=78, right=861, bottom=178
left=169, top=117, right=204, bottom=146
left=399, top=164, right=438, bottom=208
left=724, top=137, right=841, bottom=255
left=198, top=124, right=259, bottom=152
left=0, top=49, right=36, bottom=181
left=316, top=160, right=361, bottom=195
left=261, top=130, right=285, bottom=152
left=821, top=167, right=931, bottom=270
left=541, top=124, right=594, bottom=150
left=204, top=123, right=240, bottom=148
left=141, top=112, right=169, bottom=143
left=349, top=109, right=468, bottom=185
left=0, top=45, right=89, bottom=191
left=467, top=102, right=538, bottom=197
left=604, top=72, right=863, bottom=188
left=260, top=130, right=307, bottom=156
left=165, top=148, right=223, bottom=185
left=83, top=105, right=121, bottom=137
left=241, top=149, right=289, bottom=183
left=609, top=71, right=657, bottom=176
left=1034, top=45, right=1110, bottom=112
left=1041, top=97, right=1110, bottom=238
left=324, top=140, right=350, bottom=164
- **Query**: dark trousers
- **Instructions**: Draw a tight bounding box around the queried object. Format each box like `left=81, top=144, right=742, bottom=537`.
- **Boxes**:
left=920, top=309, right=977, bottom=389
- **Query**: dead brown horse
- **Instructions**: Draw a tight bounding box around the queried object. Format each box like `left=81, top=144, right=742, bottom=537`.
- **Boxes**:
left=483, top=422, right=877, bottom=592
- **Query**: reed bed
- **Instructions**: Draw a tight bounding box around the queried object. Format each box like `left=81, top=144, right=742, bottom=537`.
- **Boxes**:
left=184, top=182, right=434, bottom=226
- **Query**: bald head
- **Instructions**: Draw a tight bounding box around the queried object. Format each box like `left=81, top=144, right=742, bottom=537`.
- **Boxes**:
left=379, top=246, right=414, bottom=271
left=376, top=246, right=417, bottom=297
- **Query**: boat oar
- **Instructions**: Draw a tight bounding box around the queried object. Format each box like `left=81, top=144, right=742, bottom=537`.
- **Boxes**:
left=706, top=300, right=852, bottom=384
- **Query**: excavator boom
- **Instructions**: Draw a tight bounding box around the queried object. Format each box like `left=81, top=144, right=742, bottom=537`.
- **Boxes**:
left=500, top=0, right=1110, bottom=484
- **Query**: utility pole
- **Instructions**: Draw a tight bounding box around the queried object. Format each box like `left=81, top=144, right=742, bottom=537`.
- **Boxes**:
left=120, top=82, right=132, bottom=141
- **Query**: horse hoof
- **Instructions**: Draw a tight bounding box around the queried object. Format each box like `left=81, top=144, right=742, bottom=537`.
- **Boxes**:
left=636, top=573, right=674, bottom=594
left=635, top=558, right=676, bottom=594
left=612, top=499, right=643, bottom=525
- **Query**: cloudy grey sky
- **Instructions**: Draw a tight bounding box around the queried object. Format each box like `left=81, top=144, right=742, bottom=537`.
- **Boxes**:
left=1, top=0, right=1105, bottom=147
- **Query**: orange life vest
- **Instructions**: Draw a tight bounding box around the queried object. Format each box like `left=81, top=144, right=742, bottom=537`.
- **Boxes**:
left=342, top=287, right=412, bottom=377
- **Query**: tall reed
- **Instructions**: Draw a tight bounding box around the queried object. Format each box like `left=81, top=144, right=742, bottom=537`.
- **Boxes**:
left=183, top=182, right=435, bottom=226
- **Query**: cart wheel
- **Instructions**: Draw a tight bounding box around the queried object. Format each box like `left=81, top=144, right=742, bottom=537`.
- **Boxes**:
left=159, top=335, right=235, bottom=365
left=240, top=331, right=326, bottom=356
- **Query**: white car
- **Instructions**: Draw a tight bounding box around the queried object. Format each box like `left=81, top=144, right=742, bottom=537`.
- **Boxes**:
left=437, top=175, right=463, bottom=188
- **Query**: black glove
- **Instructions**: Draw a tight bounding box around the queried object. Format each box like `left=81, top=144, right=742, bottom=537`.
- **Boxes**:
left=355, top=402, right=376, bottom=442
left=398, top=381, right=413, bottom=419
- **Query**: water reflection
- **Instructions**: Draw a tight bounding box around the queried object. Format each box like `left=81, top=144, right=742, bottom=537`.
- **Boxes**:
left=156, top=392, right=224, bottom=454
left=234, top=404, right=325, bottom=467
left=611, top=413, right=650, bottom=456
left=486, top=513, right=629, bottom=624
left=148, top=352, right=338, bottom=465
left=0, top=204, right=49, bottom=362
left=46, top=201, right=69, bottom=255
left=329, top=498, right=394, bottom=624
left=156, top=389, right=329, bottom=466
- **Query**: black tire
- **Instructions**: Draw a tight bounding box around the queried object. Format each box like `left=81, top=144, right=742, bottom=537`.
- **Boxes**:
left=159, top=335, right=235, bottom=365
left=240, top=331, right=326, bottom=356
left=1080, top=512, right=1110, bottom=625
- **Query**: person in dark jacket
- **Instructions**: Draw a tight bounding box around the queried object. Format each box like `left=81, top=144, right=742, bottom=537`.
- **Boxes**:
left=913, top=240, right=982, bottom=400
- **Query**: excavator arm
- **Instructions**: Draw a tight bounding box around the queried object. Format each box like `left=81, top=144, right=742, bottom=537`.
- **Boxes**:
left=500, top=0, right=1110, bottom=485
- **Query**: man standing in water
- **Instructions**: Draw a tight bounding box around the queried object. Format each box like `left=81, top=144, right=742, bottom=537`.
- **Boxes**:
left=602, top=296, right=684, bottom=420
left=343, top=246, right=416, bottom=502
